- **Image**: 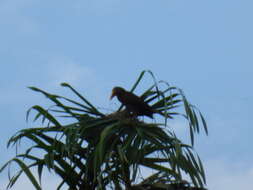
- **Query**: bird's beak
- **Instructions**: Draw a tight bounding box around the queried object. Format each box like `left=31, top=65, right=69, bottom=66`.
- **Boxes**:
left=110, top=91, right=115, bottom=100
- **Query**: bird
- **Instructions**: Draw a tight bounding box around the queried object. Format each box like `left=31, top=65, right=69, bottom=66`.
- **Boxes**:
left=110, top=86, right=157, bottom=118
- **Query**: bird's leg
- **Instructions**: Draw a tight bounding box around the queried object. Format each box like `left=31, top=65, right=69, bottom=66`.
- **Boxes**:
left=125, top=107, right=135, bottom=119
left=127, top=110, right=138, bottom=120
left=121, top=109, right=131, bottom=117
left=131, top=112, right=138, bottom=119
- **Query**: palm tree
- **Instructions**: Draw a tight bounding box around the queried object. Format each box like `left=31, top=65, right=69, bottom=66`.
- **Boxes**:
left=0, top=71, right=208, bottom=190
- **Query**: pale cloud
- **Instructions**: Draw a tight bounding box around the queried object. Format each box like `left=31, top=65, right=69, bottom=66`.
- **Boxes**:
left=205, top=159, right=253, bottom=190
left=169, top=119, right=189, bottom=133
left=0, top=0, right=39, bottom=35
left=45, top=57, right=110, bottom=107
left=73, top=0, right=121, bottom=15
left=47, top=57, right=96, bottom=88
left=0, top=0, right=31, bottom=14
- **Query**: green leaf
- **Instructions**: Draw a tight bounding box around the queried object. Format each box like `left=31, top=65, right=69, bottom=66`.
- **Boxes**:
left=7, top=170, right=23, bottom=189
left=61, top=83, right=103, bottom=116
left=37, top=163, right=43, bottom=185
left=189, top=124, right=194, bottom=146
left=130, top=70, right=146, bottom=93
left=140, top=162, right=181, bottom=180
left=200, top=112, right=208, bottom=135
left=11, top=159, right=41, bottom=190
left=31, top=105, right=62, bottom=127
left=97, top=123, right=119, bottom=163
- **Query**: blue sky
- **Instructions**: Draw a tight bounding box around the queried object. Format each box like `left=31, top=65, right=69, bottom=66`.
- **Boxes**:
left=0, top=0, right=253, bottom=189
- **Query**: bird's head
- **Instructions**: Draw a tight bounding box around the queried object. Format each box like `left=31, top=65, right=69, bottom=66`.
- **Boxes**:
left=110, top=86, right=126, bottom=100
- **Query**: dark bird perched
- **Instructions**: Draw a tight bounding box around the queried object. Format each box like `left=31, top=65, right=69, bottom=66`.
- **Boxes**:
left=110, top=86, right=157, bottom=118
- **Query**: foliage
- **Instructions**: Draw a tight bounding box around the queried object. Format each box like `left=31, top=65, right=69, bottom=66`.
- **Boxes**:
left=0, top=70, right=208, bottom=190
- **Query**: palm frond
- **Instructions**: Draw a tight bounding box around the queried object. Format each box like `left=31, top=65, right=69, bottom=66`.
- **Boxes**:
left=1, top=71, right=208, bottom=190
